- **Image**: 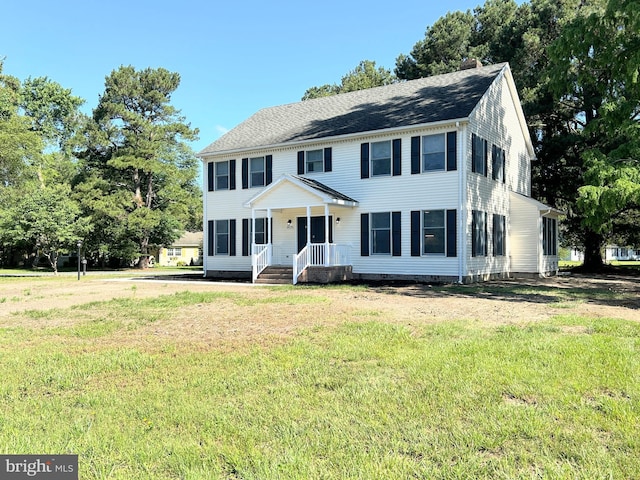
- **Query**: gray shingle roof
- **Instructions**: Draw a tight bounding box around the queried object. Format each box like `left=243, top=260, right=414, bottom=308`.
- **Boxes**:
left=291, top=175, right=358, bottom=204
left=200, top=63, right=507, bottom=156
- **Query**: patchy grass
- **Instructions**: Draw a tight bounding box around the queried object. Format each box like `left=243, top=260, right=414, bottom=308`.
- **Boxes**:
left=0, top=279, right=638, bottom=479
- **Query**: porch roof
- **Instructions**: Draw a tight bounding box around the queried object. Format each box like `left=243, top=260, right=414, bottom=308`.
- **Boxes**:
left=510, top=191, right=564, bottom=216
left=244, top=174, right=359, bottom=209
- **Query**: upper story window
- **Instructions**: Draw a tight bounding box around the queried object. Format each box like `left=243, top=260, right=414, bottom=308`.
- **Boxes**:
left=216, top=161, right=229, bottom=190
left=371, top=141, right=391, bottom=176
left=422, top=134, right=446, bottom=171
left=250, top=157, right=265, bottom=187
left=361, top=140, right=401, bottom=178
left=207, top=160, right=235, bottom=191
left=472, top=134, right=488, bottom=176
left=242, top=155, right=272, bottom=189
left=297, top=148, right=332, bottom=175
left=411, top=132, right=457, bottom=174
left=306, top=150, right=324, bottom=173
left=492, top=145, right=506, bottom=183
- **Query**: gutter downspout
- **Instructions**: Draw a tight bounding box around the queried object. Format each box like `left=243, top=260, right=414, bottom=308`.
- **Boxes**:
left=458, top=122, right=467, bottom=284
left=202, top=163, right=208, bottom=278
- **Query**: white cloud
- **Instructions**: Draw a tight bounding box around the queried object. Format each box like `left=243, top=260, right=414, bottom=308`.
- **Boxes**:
left=214, top=125, right=229, bottom=137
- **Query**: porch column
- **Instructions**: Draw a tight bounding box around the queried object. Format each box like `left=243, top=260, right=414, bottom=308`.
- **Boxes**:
left=251, top=208, right=256, bottom=254
left=306, top=206, right=311, bottom=246
left=324, top=204, right=329, bottom=266
left=267, top=208, right=272, bottom=264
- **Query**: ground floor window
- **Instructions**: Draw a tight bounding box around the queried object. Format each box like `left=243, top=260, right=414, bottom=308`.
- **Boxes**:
left=166, top=247, right=182, bottom=256
left=423, top=210, right=445, bottom=254
left=361, top=212, right=401, bottom=256
left=472, top=210, right=487, bottom=257
left=207, top=219, right=236, bottom=256
left=493, top=214, right=505, bottom=256
left=543, top=217, right=557, bottom=255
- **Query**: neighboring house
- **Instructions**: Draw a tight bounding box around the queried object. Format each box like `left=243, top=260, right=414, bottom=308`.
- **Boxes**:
left=198, top=62, right=561, bottom=284
left=606, top=246, right=638, bottom=261
left=568, top=246, right=638, bottom=262
left=156, top=232, right=203, bottom=266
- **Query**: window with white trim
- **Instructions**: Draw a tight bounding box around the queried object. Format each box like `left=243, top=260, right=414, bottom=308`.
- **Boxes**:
left=472, top=134, right=488, bottom=176
left=492, top=145, right=505, bottom=183
left=542, top=217, right=557, bottom=256
left=371, top=212, right=391, bottom=254
left=371, top=141, right=391, bottom=176
left=472, top=210, right=487, bottom=257
left=250, top=157, right=265, bottom=187
left=422, top=134, right=446, bottom=171
left=166, top=247, right=182, bottom=256
left=215, top=161, right=229, bottom=190
left=252, top=218, right=266, bottom=245
left=215, top=219, right=230, bottom=255
left=306, top=149, right=324, bottom=173
left=493, top=214, right=505, bottom=256
left=423, top=210, right=445, bottom=254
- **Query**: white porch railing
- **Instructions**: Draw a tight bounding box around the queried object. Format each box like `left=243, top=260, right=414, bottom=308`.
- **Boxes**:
left=292, top=243, right=351, bottom=285
left=252, top=244, right=271, bottom=283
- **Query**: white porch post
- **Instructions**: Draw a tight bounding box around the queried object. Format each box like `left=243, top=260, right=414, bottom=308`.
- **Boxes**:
left=324, top=204, right=329, bottom=266
left=251, top=209, right=256, bottom=253
left=306, top=206, right=311, bottom=246
left=251, top=208, right=256, bottom=281
left=267, top=208, right=272, bottom=264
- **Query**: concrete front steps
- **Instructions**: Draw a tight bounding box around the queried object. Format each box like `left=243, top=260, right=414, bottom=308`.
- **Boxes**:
left=255, top=266, right=293, bottom=284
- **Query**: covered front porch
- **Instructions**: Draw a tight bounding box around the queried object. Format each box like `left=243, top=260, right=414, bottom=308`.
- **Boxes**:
left=244, top=174, right=358, bottom=284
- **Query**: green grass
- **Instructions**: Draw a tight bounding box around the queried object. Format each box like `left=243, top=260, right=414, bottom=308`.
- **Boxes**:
left=0, top=289, right=638, bottom=478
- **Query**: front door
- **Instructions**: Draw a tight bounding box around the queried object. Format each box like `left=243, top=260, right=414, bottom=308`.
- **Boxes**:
left=297, top=216, right=333, bottom=253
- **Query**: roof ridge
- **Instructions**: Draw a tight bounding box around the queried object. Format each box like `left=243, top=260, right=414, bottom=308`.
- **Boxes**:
left=199, top=62, right=508, bottom=156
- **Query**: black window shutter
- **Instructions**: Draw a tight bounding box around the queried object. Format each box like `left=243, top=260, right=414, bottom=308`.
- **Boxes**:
left=471, top=134, right=477, bottom=173
left=491, top=144, right=498, bottom=180
left=229, top=219, right=236, bottom=256
left=207, top=220, right=214, bottom=256
left=447, top=131, right=457, bottom=171
left=242, top=218, right=249, bottom=256
left=360, top=143, right=369, bottom=179
left=324, top=147, right=332, bottom=172
left=266, top=155, right=273, bottom=185
left=471, top=212, right=477, bottom=257
left=484, top=212, right=488, bottom=253
left=392, top=211, right=401, bottom=256
left=229, top=159, right=236, bottom=190
left=392, top=139, right=401, bottom=176
left=360, top=213, right=369, bottom=256
left=502, top=150, right=506, bottom=184
left=483, top=140, right=488, bottom=177
left=207, top=162, right=214, bottom=191
left=297, top=151, right=305, bottom=175
left=446, top=210, right=457, bottom=257
left=411, top=136, right=420, bottom=174
left=242, top=158, right=248, bottom=189
left=411, top=211, right=421, bottom=256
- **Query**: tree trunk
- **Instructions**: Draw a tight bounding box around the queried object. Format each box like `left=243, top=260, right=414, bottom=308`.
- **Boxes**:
left=136, top=237, right=150, bottom=269
left=582, top=229, right=604, bottom=271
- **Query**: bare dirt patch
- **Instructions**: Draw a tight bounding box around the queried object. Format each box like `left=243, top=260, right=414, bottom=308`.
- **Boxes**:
left=1, top=273, right=638, bottom=348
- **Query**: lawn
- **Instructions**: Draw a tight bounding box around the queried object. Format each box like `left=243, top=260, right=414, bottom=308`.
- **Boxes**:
left=0, top=275, right=638, bottom=479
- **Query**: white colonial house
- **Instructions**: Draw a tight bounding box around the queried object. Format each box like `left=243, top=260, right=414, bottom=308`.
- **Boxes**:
left=199, top=62, right=561, bottom=284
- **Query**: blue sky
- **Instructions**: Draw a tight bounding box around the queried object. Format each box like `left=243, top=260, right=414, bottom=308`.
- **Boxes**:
left=2, top=0, right=489, bottom=154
